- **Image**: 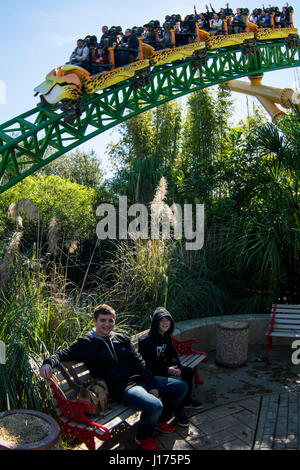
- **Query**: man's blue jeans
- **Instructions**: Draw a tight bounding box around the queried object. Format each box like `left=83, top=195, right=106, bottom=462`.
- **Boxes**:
left=120, top=376, right=188, bottom=440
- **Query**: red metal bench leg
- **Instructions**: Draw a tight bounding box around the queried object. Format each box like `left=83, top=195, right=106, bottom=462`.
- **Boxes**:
left=265, top=336, right=272, bottom=360
left=265, top=304, right=277, bottom=361
left=59, top=419, right=97, bottom=450
left=81, top=435, right=96, bottom=451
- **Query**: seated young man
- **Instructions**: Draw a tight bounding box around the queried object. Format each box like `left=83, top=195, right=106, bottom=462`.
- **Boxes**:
left=69, top=39, right=90, bottom=67
left=39, top=304, right=188, bottom=451
left=138, top=307, right=204, bottom=428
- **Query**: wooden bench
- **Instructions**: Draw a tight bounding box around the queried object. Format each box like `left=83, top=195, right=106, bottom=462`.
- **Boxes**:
left=46, top=331, right=209, bottom=450
left=265, top=304, right=300, bottom=360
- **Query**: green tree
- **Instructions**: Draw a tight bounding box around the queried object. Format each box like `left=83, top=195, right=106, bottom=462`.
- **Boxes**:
left=0, top=175, right=98, bottom=243
left=107, top=102, right=182, bottom=204
left=40, top=149, right=104, bottom=189
left=176, top=87, right=234, bottom=204
left=216, top=109, right=300, bottom=308
left=211, top=105, right=268, bottom=208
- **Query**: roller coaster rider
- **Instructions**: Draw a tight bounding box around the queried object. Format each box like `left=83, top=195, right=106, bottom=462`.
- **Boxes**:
left=231, top=8, right=247, bottom=33
left=67, top=3, right=295, bottom=77
left=142, top=21, right=160, bottom=49
left=114, top=28, right=139, bottom=67
left=69, top=39, right=90, bottom=68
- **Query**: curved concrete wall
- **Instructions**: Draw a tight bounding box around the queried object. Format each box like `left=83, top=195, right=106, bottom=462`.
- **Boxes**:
left=173, top=314, right=293, bottom=352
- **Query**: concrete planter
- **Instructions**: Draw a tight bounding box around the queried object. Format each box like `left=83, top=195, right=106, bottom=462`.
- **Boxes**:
left=215, top=321, right=249, bottom=367
left=0, top=409, right=62, bottom=450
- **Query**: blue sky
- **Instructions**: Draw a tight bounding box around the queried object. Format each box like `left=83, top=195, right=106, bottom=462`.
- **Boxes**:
left=1, top=0, right=299, bottom=177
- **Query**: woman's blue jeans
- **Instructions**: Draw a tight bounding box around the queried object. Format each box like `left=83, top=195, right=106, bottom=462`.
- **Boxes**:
left=120, top=376, right=188, bottom=440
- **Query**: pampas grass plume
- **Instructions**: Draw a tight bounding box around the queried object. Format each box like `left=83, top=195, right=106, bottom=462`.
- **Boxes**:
left=48, top=217, right=58, bottom=255
left=0, top=231, right=23, bottom=288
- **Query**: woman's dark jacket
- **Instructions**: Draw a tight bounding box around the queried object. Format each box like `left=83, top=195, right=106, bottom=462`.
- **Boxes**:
left=43, top=331, right=157, bottom=401
left=138, top=307, right=181, bottom=377
left=119, top=33, right=139, bottom=57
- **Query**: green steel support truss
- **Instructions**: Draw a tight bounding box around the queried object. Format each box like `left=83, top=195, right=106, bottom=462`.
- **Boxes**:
left=0, top=40, right=299, bottom=194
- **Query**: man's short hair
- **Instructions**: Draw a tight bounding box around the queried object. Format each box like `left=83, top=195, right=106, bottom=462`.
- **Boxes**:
left=94, top=304, right=116, bottom=320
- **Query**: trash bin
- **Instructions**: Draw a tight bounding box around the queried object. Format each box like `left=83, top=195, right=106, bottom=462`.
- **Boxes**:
left=216, top=321, right=249, bottom=367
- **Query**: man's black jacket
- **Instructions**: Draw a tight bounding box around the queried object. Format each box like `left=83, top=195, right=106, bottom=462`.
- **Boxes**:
left=43, top=331, right=157, bottom=401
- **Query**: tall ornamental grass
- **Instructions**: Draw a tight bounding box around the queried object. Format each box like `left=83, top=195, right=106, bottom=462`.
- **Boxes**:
left=0, top=227, right=132, bottom=413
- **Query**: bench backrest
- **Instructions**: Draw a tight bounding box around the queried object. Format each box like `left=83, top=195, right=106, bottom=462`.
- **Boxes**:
left=269, top=304, right=300, bottom=334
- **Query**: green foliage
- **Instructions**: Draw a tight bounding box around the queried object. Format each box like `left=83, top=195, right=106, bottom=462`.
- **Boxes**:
left=0, top=174, right=98, bottom=241
left=40, top=148, right=104, bottom=189
left=107, top=101, right=182, bottom=204
left=176, top=87, right=234, bottom=204
left=214, top=108, right=300, bottom=307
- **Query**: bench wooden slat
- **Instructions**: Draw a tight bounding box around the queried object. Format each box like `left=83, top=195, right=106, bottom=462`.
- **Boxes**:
left=268, top=306, right=300, bottom=331
left=178, top=354, right=190, bottom=362
left=63, top=363, right=92, bottom=383
left=271, top=314, right=300, bottom=320
left=272, top=304, right=300, bottom=311
left=181, top=353, right=207, bottom=363
left=179, top=354, right=207, bottom=368
left=272, top=326, right=300, bottom=331
left=55, top=401, right=132, bottom=434
left=270, top=330, right=300, bottom=337
left=95, top=407, right=137, bottom=429
left=186, top=356, right=206, bottom=368
left=273, top=322, right=300, bottom=327
left=274, top=309, right=300, bottom=314
left=180, top=357, right=196, bottom=368
left=96, top=404, right=129, bottom=421
left=60, top=382, right=74, bottom=395
left=53, top=377, right=77, bottom=396
left=272, top=307, right=300, bottom=314
left=273, top=304, right=300, bottom=308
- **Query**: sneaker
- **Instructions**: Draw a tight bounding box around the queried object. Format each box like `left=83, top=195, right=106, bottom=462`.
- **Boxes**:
left=184, top=400, right=204, bottom=410
left=135, top=437, right=159, bottom=450
left=156, top=422, right=176, bottom=433
left=176, top=412, right=189, bottom=428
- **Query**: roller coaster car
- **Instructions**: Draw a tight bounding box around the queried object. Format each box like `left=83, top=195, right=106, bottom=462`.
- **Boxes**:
left=196, top=26, right=299, bottom=50
left=34, top=41, right=207, bottom=105
left=34, top=60, right=151, bottom=105
left=34, top=28, right=298, bottom=107
left=254, top=26, right=298, bottom=42
left=196, top=29, right=256, bottom=50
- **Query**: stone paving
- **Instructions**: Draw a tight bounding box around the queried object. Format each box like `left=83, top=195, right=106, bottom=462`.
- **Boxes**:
left=156, top=396, right=260, bottom=450
left=155, top=391, right=300, bottom=450
left=253, top=392, right=300, bottom=450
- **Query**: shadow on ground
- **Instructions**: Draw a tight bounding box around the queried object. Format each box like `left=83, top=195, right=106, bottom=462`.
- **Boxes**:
left=197, top=344, right=300, bottom=410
